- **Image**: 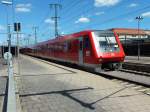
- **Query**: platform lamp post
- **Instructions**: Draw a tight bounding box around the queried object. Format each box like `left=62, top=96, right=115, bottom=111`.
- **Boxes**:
left=1, top=0, right=13, bottom=53
left=1, top=1, right=17, bottom=112
left=136, top=16, right=143, bottom=60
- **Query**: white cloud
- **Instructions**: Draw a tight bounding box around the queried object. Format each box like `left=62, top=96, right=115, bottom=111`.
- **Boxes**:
left=44, top=18, right=54, bottom=24
left=142, top=11, right=150, bottom=18
left=128, top=3, right=138, bottom=8
left=75, top=17, right=90, bottom=23
left=15, top=3, right=32, bottom=12
left=127, top=19, right=134, bottom=22
left=16, top=3, right=31, bottom=7
left=95, top=11, right=105, bottom=16
left=0, top=25, right=5, bottom=31
left=94, top=0, right=120, bottom=7
left=61, top=32, right=65, bottom=35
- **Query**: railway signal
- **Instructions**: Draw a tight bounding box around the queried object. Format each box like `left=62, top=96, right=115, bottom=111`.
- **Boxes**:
left=14, top=22, right=21, bottom=57
left=14, top=22, right=21, bottom=32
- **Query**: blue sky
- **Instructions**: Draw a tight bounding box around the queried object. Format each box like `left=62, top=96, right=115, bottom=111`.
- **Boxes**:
left=0, top=0, right=150, bottom=45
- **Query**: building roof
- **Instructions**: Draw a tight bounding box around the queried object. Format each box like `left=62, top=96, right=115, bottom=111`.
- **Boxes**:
left=110, top=28, right=146, bottom=35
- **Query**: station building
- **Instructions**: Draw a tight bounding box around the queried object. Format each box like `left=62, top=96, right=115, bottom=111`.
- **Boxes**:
left=109, top=28, right=148, bottom=45
left=109, top=28, right=150, bottom=56
left=144, top=30, right=150, bottom=42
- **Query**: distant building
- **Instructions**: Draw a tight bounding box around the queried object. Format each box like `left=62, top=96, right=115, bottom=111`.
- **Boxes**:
left=144, top=30, right=150, bottom=37
left=0, top=45, right=18, bottom=57
left=109, top=28, right=148, bottom=44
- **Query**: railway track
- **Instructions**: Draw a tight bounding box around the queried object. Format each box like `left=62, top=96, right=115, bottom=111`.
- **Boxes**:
left=122, top=62, right=150, bottom=73
left=100, top=70, right=150, bottom=87
left=0, top=59, right=8, bottom=112
left=120, top=69, right=150, bottom=77
left=99, top=70, right=150, bottom=96
left=111, top=79, right=150, bottom=96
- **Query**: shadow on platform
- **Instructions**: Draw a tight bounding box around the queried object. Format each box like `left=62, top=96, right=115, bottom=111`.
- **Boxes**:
left=19, top=86, right=130, bottom=110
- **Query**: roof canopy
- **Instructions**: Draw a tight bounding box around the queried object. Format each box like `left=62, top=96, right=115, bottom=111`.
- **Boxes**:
left=110, top=28, right=146, bottom=35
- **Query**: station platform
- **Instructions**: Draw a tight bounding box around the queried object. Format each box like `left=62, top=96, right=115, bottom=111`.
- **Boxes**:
left=123, top=56, right=150, bottom=73
left=125, top=56, right=150, bottom=65
left=14, top=55, right=150, bottom=112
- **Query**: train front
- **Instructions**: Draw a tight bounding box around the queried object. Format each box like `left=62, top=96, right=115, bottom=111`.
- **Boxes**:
left=91, top=30, right=125, bottom=70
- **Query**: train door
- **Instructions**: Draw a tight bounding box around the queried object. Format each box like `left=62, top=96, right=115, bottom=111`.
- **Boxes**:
left=79, top=37, right=83, bottom=65
left=83, top=36, right=93, bottom=64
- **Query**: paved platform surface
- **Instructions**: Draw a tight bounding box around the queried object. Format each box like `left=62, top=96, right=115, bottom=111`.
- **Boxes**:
left=15, top=55, right=150, bottom=112
left=125, top=56, right=150, bottom=65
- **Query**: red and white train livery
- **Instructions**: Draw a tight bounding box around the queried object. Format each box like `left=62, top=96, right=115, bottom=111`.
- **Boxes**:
left=22, top=30, right=125, bottom=71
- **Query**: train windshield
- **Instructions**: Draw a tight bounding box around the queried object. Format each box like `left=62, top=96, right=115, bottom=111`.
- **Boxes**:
left=93, top=31, right=120, bottom=52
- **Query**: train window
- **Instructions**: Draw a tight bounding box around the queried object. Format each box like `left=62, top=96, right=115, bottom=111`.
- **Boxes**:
left=94, top=31, right=119, bottom=52
left=64, top=42, right=67, bottom=52
left=64, top=41, right=71, bottom=51
left=68, top=41, right=71, bottom=50
left=84, top=37, right=90, bottom=48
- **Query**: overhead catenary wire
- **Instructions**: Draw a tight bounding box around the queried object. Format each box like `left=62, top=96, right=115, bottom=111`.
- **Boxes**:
left=61, top=0, right=130, bottom=28
left=61, top=0, right=127, bottom=23
left=49, top=3, right=62, bottom=38
left=39, top=0, right=88, bottom=39
left=85, top=4, right=150, bottom=28
left=61, top=0, right=86, bottom=18
left=38, top=0, right=80, bottom=38
left=39, top=0, right=149, bottom=40
left=63, top=4, right=150, bottom=34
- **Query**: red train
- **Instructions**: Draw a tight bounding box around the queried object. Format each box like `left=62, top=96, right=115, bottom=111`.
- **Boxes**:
left=22, top=30, right=125, bottom=71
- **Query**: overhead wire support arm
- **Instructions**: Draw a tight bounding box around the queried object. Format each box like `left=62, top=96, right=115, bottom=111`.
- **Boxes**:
left=49, top=3, right=62, bottom=38
left=32, top=26, right=38, bottom=44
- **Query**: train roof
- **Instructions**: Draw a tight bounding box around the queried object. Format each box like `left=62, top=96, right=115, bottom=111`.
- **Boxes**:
left=34, top=30, right=114, bottom=47
left=34, top=30, right=90, bottom=47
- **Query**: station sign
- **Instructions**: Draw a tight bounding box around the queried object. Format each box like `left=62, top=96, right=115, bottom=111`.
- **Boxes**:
left=4, top=52, right=12, bottom=60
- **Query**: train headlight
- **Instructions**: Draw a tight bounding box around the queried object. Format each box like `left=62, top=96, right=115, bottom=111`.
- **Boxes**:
left=121, top=57, right=124, bottom=61
left=99, top=58, right=103, bottom=62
